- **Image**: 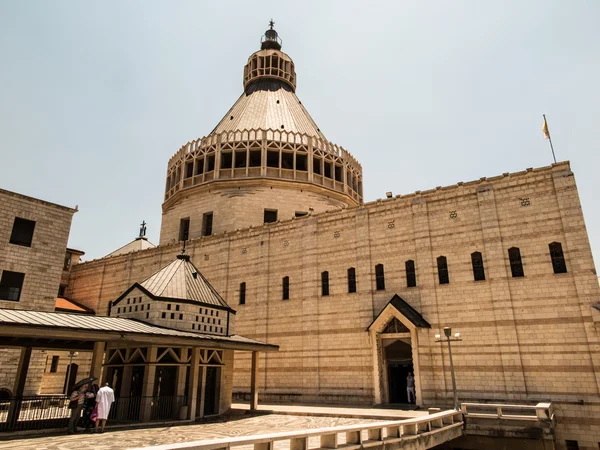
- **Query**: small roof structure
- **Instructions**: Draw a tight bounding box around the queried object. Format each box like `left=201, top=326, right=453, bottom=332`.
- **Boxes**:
left=106, top=236, right=156, bottom=257
left=113, top=254, right=233, bottom=311
left=0, top=308, right=277, bottom=352
left=368, top=294, right=431, bottom=331
left=55, top=297, right=95, bottom=314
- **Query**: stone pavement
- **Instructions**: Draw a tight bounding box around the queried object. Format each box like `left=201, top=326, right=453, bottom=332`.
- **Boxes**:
left=0, top=414, right=379, bottom=450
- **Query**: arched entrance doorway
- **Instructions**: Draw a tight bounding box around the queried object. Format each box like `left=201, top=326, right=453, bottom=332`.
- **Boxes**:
left=384, top=339, right=413, bottom=404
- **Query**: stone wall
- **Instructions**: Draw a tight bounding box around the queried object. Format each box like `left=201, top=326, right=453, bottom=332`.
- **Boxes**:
left=0, top=189, right=76, bottom=312
left=68, top=162, right=600, bottom=447
left=160, top=179, right=352, bottom=245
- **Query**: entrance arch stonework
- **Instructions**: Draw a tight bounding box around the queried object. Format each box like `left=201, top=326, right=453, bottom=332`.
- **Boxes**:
left=368, top=295, right=430, bottom=406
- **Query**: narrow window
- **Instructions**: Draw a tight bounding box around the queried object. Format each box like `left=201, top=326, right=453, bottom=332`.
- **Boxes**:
left=321, top=271, right=329, bottom=296
left=471, top=252, right=486, bottom=281
left=264, top=209, right=278, bottom=223
left=313, top=157, right=322, bottom=175
left=334, top=165, right=343, bottom=182
left=295, top=211, right=308, bottom=218
left=267, top=150, right=279, bottom=168
left=508, top=247, right=524, bottom=277
left=206, top=154, right=215, bottom=171
left=179, top=314, right=183, bottom=320
left=437, top=256, right=449, bottom=285
left=9, top=218, right=36, bottom=247
left=50, top=356, right=59, bottom=373
left=0, top=271, right=25, bottom=301
left=281, top=152, right=293, bottom=169
left=185, top=161, right=194, bottom=178
left=167, top=304, right=171, bottom=310
left=249, top=150, right=261, bottom=167
left=202, top=212, right=213, bottom=236
left=565, top=440, right=579, bottom=450
left=170, top=313, right=175, bottom=319
left=234, top=150, right=247, bottom=168
left=58, top=285, right=67, bottom=297
left=347, top=267, right=357, bottom=293
left=220, top=151, right=233, bottom=169
left=179, top=218, right=190, bottom=241
left=162, top=312, right=166, bottom=319
left=324, top=161, right=332, bottom=179
left=375, top=264, right=385, bottom=290
left=176, top=305, right=180, bottom=311
left=406, top=260, right=417, bottom=287
left=549, top=242, right=567, bottom=274
left=196, top=158, right=204, bottom=175
left=146, top=312, right=149, bottom=319
left=239, top=282, right=246, bottom=305
left=296, top=153, right=307, bottom=171
left=282, top=276, right=290, bottom=300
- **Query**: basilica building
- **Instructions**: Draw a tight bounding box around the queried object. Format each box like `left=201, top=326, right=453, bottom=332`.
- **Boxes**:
left=64, top=24, right=600, bottom=447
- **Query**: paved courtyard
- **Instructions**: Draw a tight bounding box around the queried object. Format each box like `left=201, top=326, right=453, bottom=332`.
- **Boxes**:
left=0, top=414, right=383, bottom=450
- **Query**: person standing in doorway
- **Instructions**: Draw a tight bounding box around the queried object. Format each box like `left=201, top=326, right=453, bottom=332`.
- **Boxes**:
left=68, top=383, right=87, bottom=434
left=406, top=372, right=416, bottom=404
left=95, top=382, right=115, bottom=433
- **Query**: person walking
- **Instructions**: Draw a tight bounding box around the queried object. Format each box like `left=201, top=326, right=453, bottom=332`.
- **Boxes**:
left=95, top=382, right=115, bottom=433
left=82, top=384, right=99, bottom=432
left=68, top=384, right=87, bottom=434
left=406, top=372, right=416, bottom=404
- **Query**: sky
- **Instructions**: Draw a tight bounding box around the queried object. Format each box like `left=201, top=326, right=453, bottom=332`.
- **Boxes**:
left=1, top=1, right=599, bottom=265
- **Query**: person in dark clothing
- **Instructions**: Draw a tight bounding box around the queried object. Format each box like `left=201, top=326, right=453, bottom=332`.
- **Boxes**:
left=82, top=384, right=99, bottom=432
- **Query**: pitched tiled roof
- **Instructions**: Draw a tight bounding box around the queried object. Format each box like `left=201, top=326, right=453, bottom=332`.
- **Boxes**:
left=210, top=79, right=326, bottom=139
left=137, top=255, right=230, bottom=309
left=55, top=297, right=94, bottom=314
left=0, top=308, right=277, bottom=351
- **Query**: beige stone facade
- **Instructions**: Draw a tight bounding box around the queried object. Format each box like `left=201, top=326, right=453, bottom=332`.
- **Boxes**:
left=67, top=161, right=600, bottom=448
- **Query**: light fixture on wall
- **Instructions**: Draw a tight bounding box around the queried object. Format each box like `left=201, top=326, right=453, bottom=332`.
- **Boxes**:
left=435, top=327, right=463, bottom=410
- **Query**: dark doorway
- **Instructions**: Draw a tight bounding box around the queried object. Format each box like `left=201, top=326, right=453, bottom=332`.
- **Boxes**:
left=153, top=366, right=177, bottom=420
left=127, top=366, right=145, bottom=420
left=63, top=363, right=78, bottom=394
left=384, top=339, right=414, bottom=404
left=203, top=367, right=221, bottom=416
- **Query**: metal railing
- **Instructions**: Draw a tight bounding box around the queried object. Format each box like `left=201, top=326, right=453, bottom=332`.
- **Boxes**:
left=0, top=394, right=188, bottom=431
left=461, top=402, right=554, bottom=422
left=131, top=409, right=464, bottom=450
left=0, top=395, right=70, bottom=431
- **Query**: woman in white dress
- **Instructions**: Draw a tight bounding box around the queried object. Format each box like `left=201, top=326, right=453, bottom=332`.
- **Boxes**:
left=94, top=382, right=115, bottom=433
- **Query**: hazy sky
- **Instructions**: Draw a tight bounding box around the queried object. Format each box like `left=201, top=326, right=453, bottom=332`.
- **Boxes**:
left=1, top=1, right=599, bottom=265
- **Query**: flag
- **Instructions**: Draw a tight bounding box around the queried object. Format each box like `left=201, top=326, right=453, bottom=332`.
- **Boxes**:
left=542, top=117, right=550, bottom=139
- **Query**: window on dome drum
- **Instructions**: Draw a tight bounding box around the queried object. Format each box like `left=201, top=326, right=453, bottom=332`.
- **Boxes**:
left=9, top=218, right=36, bottom=247
left=321, top=271, right=329, bottom=296
left=221, top=151, right=233, bottom=169
left=0, top=271, right=25, bottom=302
left=295, top=211, right=308, bottom=218
left=549, top=242, right=567, bottom=274
left=375, top=264, right=385, bottom=290
left=406, top=260, right=417, bottom=287
left=282, top=152, right=293, bottom=169
left=202, top=212, right=213, bottom=236
left=471, top=252, right=486, bottom=281
left=206, top=154, right=215, bottom=172
left=249, top=150, right=261, bottom=167
left=508, top=247, right=524, bottom=277
left=437, top=256, right=449, bottom=285
left=50, top=356, right=59, bottom=373
left=264, top=209, right=278, bottom=223
left=565, top=440, right=579, bottom=450
left=313, top=157, right=322, bottom=175
left=324, top=161, right=332, bottom=179
left=296, top=153, right=307, bottom=171
left=347, top=267, right=357, bottom=293
left=335, top=165, right=343, bottom=182
left=179, top=218, right=190, bottom=241
left=185, top=161, right=194, bottom=178
left=267, top=150, right=279, bottom=168
left=196, top=158, right=204, bottom=175
left=58, top=285, right=66, bottom=297
left=239, top=282, right=246, bottom=305
left=234, top=150, right=247, bottom=168
left=282, top=276, right=290, bottom=300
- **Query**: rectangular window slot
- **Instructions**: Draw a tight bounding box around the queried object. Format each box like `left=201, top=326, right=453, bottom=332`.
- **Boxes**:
left=234, top=151, right=247, bottom=168
left=179, top=218, right=190, bottom=241
left=267, top=151, right=279, bottom=168
left=221, top=151, right=233, bottom=169
left=9, top=218, right=36, bottom=247
left=347, top=268, right=357, bottom=293
left=313, top=157, right=322, bottom=175
left=185, top=161, right=194, bottom=178
left=249, top=150, right=261, bottom=167
left=239, top=282, right=246, bottom=305
left=264, top=209, right=278, bottom=223
left=282, top=152, right=294, bottom=169
left=334, top=165, right=343, bottom=182
left=282, top=276, right=290, bottom=300
left=296, top=153, right=307, bottom=171
left=207, top=154, right=215, bottom=172
left=202, top=212, right=213, bottom=236
left=0, top=271, right=25, bottom=302
left=196, top=158, right=204, bottom=175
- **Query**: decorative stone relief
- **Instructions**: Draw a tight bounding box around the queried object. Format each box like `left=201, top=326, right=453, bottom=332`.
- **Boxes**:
left=204, top=254, right=210, bottom=261
left=283, top=239, right=289, bottom=247
left=520, top=197, right=531, bottom=207
left=449, top=210, right=458, bottom=219
left=387, top=220, right=395, bottom=229
left=241, top=248, right=247, bottom=255
left=333, top=231, right=341, bottom=238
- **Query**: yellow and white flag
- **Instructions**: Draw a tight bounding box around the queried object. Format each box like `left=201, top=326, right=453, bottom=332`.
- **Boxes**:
left=542, top=117, right=550, bottom=139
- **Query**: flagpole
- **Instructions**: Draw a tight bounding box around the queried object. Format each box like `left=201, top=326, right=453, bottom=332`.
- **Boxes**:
left=543, top=114, right=557, bottom=164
